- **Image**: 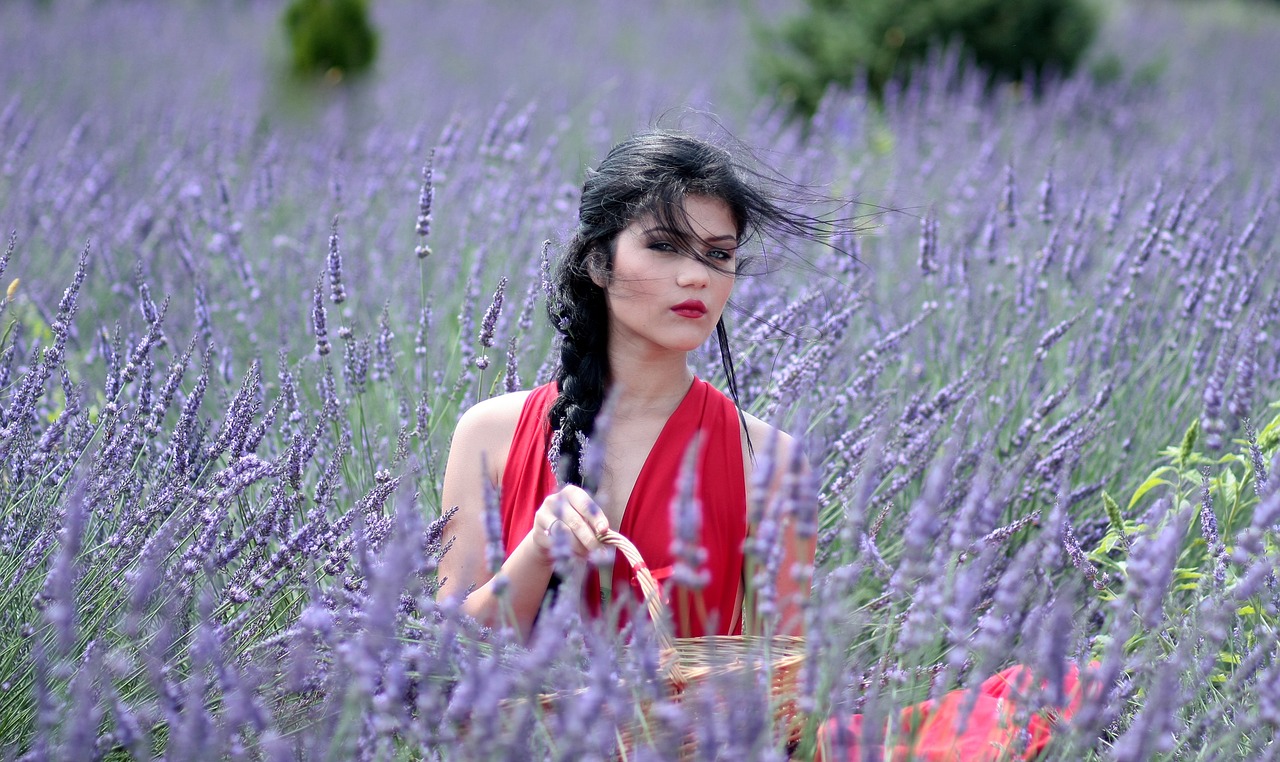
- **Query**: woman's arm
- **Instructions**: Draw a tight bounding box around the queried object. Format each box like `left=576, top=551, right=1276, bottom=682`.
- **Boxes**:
left=435, top=396, right=608, bottom=640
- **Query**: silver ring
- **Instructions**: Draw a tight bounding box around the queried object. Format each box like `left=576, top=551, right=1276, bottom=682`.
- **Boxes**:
left=545, top=518, right=562, bottom=537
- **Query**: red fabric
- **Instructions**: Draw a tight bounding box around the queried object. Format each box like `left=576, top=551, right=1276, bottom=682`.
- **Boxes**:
left=817, top=662, right=1096, bottom=761
left=499, top=378, right=747, bottom=637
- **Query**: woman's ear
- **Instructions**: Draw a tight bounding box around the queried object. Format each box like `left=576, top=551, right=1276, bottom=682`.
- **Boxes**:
left=586, top=250, right=609, bottom=289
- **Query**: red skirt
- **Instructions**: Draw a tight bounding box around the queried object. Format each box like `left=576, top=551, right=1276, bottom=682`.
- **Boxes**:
left=818, top=662, right=1094, bottom=761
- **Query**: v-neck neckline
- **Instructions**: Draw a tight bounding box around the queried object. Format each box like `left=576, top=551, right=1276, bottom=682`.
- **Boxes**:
left=614, top=376, right=701, bottom=537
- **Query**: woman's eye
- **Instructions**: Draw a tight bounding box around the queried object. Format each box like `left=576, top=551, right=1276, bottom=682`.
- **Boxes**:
left=649, top=241, right=676, bottom=252
left=708, top=249, right=734, bottom=261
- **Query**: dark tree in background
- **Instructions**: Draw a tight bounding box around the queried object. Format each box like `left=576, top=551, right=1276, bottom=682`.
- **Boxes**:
left=283, top=0, right=378, bottom=78
left=757, top=0, right=1099, bottom=116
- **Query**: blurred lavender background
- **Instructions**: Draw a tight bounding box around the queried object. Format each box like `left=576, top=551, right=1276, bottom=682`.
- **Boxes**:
left=1, top=0, right=773, bottom=147
left=3, top=0, right=1280, bottom=759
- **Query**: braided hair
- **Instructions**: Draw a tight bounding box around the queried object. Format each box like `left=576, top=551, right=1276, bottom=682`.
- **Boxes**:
left=547, top=130, right=828, bottom=487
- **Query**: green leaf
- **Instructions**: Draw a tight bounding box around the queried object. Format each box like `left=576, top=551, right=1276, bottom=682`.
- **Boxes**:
left=1128, top=467, right=1176, bottom=510
left=1221, top=468, right=1239, bottom=510
left=1091, top=532, right=1120, bottom=556
left=1257, top=409, right=1280, bottom=451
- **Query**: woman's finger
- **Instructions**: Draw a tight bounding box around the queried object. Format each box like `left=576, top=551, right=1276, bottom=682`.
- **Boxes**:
left=545, top=515, right=590, bottom=557
left=557, top=485, right=609, bottom=535
left=531, top=486, right=608, bottom=559
left=533, top=498, right=589, bottom=558
left=547, top=494, right=599, bottom=554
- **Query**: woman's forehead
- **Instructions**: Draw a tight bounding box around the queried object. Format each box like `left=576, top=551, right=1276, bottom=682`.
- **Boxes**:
left=628, top=195, right=739, bottom=242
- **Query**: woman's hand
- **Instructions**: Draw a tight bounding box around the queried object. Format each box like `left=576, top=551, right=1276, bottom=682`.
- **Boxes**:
left=530, top=484, right=610, bottom=563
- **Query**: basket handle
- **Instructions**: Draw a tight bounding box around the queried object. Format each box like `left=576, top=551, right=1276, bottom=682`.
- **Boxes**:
left=596, top=529, right=689, bottom=688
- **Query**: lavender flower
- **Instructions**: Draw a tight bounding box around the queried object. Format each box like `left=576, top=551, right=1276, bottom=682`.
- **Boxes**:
left=1062, top=513, right=1108, bottom=590
left=51, top=241, right=90, bottom=345
left=1037, top=165, right=1055, bottom=225
left=1002, top=162, right=1017, bottom=228
left=1128, top=507, right=1185, bottom=629
left=342, top=335, right=371, bottom=395
left=1, top=229, right=12, bottom=282
left=917, top=210, right=939, bottom=275
left=311, top=275, right=331, bottom=357
left=1199, top=468, right=1229, bottom=584
left=207, top=358, right=262, bottom=462
left=1228, top=322, right=1257, bottom=421
left=193, top=281, right=213, bottom=343
left=0, top=342, right=14, bottom=398
left=457, top=272, right=480, bottom=367
left=44, top=479, right=88, bottom=655
left=1033, top=310, right=1082, bottom=361
left=669, top=435, right=709, bottom=591
left=480, top=454, right=504, bottom=576
left=1111, top=660, right=1181, bottom=761
left=502, top=335, right=521, bottom=393
left=415, top=303, right=431, bottom=359
left=475, top=276, right=507, bottom=370
left=170, top=348, right=212, bottom=476
left=145, top=335, right=196, bottom=436
left=1105, top=177, right=1128, bottom=240
left=328, top=215, right=346, bottom=304
left=1244, top=419, right=1270, bottom=497
left=416, top=150, right=434, bottom=258
left=277, top=350, right=300, bottom=418
left=535, top=238, right=554, bottom=305
left=241, top=395, right=280, bottom=455
left=374, top=304, right=396, bottom=382
left=120, top=295, right=169, bottom=386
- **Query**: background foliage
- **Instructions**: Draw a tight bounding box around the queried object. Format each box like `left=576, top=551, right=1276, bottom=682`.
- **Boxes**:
left=283, top=0, right=379, bottom=78
left=755, top=0, right=1100, bottom=116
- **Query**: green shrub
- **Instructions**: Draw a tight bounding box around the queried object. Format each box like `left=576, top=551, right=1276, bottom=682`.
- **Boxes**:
left=756, top=0, right=1100, bottom=117
left=283, top=0, right=378, bottom=79
left=1087, top=407, right=1280, bottom=686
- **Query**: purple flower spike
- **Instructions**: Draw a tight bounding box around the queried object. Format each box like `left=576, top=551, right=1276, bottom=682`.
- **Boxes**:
left=918, top=210, right=939, bottom=276
left=1002, top=163, right=1017, bottom=229
left=311, top=274, right=331, bottom=357
left=480, top=453, right=504, bottom=576
left=670, top=434, right=709, bottom=591
left=475, top=276, right=507, bottom=370
left=328, top=215, right=346, bottom=305
left=416, top=150, right=434, bottom=258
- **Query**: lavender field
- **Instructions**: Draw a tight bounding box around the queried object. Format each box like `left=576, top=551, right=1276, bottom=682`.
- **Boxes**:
left=2, top=0, right=1280, bottom=759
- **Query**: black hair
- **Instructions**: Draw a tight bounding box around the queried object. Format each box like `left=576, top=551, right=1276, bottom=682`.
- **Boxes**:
left=547, top=129, right=832, bottom=487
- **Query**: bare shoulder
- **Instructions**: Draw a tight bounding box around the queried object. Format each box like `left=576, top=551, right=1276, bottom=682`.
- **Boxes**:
left=453, top=389, right=534, bottom=439
left=737, top=410, right=802, bottom=472
left=446, top=389, right=537, bottom=482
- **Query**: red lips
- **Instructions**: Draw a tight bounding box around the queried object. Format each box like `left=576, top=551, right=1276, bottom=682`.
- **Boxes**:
left=670, top=300, right=707, bottom=318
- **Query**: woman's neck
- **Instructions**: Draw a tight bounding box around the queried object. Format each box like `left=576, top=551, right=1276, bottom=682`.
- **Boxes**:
left=605, top=345, right=695, bottom=420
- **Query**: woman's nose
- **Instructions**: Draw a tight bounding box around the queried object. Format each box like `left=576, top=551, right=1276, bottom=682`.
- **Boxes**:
left=676, top=258, right=711, bottom=288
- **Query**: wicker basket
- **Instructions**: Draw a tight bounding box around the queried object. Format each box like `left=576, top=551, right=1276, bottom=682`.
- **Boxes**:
left=590, top=529, right=809, bottom=754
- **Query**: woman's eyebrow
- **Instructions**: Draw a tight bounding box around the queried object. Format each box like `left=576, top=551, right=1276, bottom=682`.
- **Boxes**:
left=639, top=226, right=738, bottom=245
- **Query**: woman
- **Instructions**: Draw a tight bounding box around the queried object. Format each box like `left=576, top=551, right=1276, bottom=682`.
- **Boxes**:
left=434, top=130, right=1089, bottom=759
left=436, top=130, right=818, bottom=641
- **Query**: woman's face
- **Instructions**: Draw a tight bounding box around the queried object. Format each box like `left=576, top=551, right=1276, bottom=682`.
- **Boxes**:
left=600, top=194, right=738, bottom=358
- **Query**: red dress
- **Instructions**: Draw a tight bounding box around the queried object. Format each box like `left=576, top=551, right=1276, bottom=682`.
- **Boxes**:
left=817, top=662, right=1095, bottom=761
left=499, top=380, right=1089, bottom=758
left=499, top=378, right=746, bottom=637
